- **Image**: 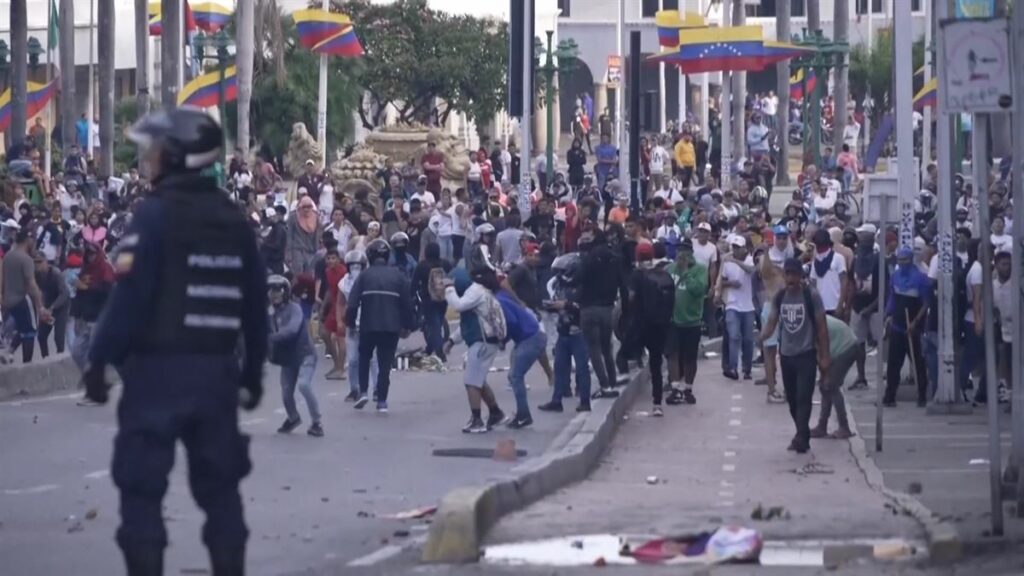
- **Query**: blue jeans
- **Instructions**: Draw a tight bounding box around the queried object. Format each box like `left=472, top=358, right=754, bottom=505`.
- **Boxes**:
left=552, top=332, right=591, bottom=406
left=924, top=331, right=939, bottom=400
left=423, top=302, right=447, bottom=360
left=346, top=330, right=378, bottom=397
left=438, top=236, right=454, bottom=261
left=509, top=331, right=547, bottom=419
left=961, top=321, right=986, bottom=397
left=280, top=354, right=321, bottom=423
left=725, top=309, right=755, bottom=375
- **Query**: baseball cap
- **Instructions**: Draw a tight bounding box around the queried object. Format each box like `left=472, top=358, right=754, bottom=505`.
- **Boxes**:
left=417, top=174, right=427, bottom=183
left=896, top=246, right=914, bottom=259
left=305, top=159, right=315, bottom=166
left=855, top=223, right=877, bottom=235
left=812, top=228, right=832, bottom=246
left=772, top=224, right=789, bottom=236
left=728, top=234, right=747, bottom=248
left=783, top=257, right=804, bottom=274
left=697, top=222, right=712, bottom=232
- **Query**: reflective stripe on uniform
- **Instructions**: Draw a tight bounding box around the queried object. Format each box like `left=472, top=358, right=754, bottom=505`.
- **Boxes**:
left=186, top=284, right=244, bottom=299
left=184, top=314, right=242, bottom=329
left=361, top=290, right=400, bottom=298
left=187, top=254, right=244, bottom=269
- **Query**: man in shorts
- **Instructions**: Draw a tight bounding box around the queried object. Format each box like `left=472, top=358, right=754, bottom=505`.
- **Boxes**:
left=2, top=230, right=48, bottom=362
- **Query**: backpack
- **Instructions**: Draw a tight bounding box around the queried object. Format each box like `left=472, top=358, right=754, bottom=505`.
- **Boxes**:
left=773, top=284, right=817, bottom=337
left=428, top=267, right=448, bottom=302
left=643, top=266, right=676, bottom=326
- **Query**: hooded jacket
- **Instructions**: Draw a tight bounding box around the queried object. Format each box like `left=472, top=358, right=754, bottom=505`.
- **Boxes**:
left=345, top=261, right=415, bottom=333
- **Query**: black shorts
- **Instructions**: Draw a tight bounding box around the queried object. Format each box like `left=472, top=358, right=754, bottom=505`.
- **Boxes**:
left=674, top=324, right=702, bottom=366
left=6, top=299, right=37, bottom=339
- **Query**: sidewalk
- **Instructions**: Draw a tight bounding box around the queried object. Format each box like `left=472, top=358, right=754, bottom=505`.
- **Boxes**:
left=484, top=361, right=923, bottom=564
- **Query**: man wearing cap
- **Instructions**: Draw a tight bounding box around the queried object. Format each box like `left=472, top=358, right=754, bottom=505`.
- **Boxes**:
left=759, top=257, right=830, bottom=453
left=883, top=246, right=931, bottom=407
left=297, top=159, right=323, bottom=199
left=808, top=228, right=848, bottom=317
left=756, top=226, right=789, bottom=403
left=849, top=223, right=880, bottom=388
left=666, top=238, right=707, bottom=405
left=410, top=176, right=437, bottom=210
left=716, top=234, right=756, bottom=380
left=692, top=221, right=719, bottom=337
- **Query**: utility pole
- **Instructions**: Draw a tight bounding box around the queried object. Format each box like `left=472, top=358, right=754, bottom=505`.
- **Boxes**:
left=317, top=0, right=329, bottom=168
left=1009, top=0, right=1024, bottom=516
left=161, top=0, right=181, bottom=109
left=87, top=0, right=95, bottom=157
left=806, top=0, right=820, bottom=33
left=59, top=0, right=75, bottom=150
left=135, top=0, right=150, bottom=120
left=98, top=0, right=114, bottom=178
left=894, top=0, right=914, bottom=251
left=616, top=0, right=625, bottom=184
left=775, top=0, right=791, bottom=186
left=9, top=0, right=27, bottom=146
left=921, top=0, right=933, bottom=168
left=731, top=0, right=745, bottom=162
left=658, top=0, right=666, bottom=133
left=236, top=0, right=254, bottom=156
left=833, top=0, right=849, bottom=162
left=720, top=0, right=731, bottom=185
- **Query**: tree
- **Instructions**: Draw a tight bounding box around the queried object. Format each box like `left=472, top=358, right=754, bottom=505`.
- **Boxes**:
left=60, top=0, right=75, bottom=149
left=236, top=0, right=255, bottom=155
left=331, top=0, right=508, bottom=129
left=833, top=0, right=849, bottom=155
left=775, top=0, right=791, bottom=185
left=849, top=33, right=924, bottom=127
left=135, top=0, right=150, bottom=122
left=10, top=0, right=27, bottom=143
left=98, top=0, right=115, bottom=177
left=224, top=12, right=360, bottom=158
left=161, top=0, right=181, bottom=109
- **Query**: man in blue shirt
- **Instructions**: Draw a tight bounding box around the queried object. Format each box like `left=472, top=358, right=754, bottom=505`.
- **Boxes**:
left=75, top=113, right=90, bottom=151
left=883, top=246, right=932, bottom=407
left=496, top=289, right=546, bottom=429
left=594, top=133, right=618, bottom=193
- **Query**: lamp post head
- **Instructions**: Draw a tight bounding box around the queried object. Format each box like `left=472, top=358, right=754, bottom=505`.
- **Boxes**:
left=27, top=37, right=43, bottom=68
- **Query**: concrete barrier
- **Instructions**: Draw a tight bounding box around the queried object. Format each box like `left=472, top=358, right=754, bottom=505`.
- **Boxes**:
left=0, top=354, right=82, bottom=401
left=422, top=370, right=647, bottom=563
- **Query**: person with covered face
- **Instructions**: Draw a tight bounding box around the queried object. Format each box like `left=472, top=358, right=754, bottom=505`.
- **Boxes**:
left=883, top=246, right=932, bottom=407
left=267, top=275, right=323, bottom=437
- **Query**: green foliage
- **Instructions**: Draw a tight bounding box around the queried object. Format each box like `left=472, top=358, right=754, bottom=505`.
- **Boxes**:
left=226, top=12, right=360, bottom=158
left=849, top=31, right=925, bottom=123
left=113, top=98, right=142, bottom=174
left=330, top=0, right=508, bottom=129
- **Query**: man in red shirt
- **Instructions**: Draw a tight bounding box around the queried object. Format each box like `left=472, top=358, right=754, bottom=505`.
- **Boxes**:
left=421, top=141, right=445, bottom=195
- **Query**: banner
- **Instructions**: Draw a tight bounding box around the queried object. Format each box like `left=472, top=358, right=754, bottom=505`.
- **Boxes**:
left=955, top=0, right=995, bottom=18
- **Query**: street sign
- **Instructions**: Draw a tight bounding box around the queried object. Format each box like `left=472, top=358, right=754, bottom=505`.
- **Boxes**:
left=955, top=0, right=994, bottom=18
left=607, top=55, right=623, bottom=88
left=940, top=18, right=1012, bottom=114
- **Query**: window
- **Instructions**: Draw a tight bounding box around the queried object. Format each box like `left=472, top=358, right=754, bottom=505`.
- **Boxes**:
left=744, top=0, right=805, bottom=17
left=911, top=0, right=921, bottom=11
left=792, top=0, right=805, bottom=17
left=872, top=0, right=883, bottom=13
left=557, top=0, right=570, bottom=18
left=642, top=0, right=678, bottom=18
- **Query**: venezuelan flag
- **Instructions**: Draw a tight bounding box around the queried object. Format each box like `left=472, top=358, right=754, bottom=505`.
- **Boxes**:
left=648, top=26, right=811, bottom=74
left=294, top=9, right=350, bottom=50
left=0, top=78, right=60, bottom=133
left=313, top=24, right=364, bottom=57
left=177, top=65, right=237, bottom=108
left=655, top=10, right=706, bottom=48
left=789, top=68, right=817, bottom=100
left=913, top=77, right=937, bottom=110
left=192, top=2, right=232, bottom=32
left=148, top=0, right=197, bottom=36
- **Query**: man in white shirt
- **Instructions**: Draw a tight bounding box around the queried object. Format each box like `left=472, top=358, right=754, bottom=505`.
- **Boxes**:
left=806, top=229, right=847, bottom=315
left=500, top=144, right=513, bottom=185
left=653, top=183, right=685, bottom=206
left=745, top=113, right=771, bottom=162
left=649, top=137, right=671, bottom=192
left=693, top=222, right=720, bottom=337
left=992, top=250, right=1013, bottom=402
left=842, top=114, right=861, bottom=152
left=410, top=175, right=436, bottom=210
left=716, top=234, right=756, bottom=380
left=762, top=91, right=778, bottom=129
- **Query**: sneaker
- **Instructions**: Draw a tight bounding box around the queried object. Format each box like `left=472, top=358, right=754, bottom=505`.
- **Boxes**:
left=830, top=428, right=855, bottom=440
left=794, top=442, right=810, bottom=454
left=592, top=388, right=620, bottom=400
left=665, top=389, right=686, bottom=405
left=787, top=438, right=800, bottom=452
left=742, top=372, right=752, bottom=381
left=376, top=401, right=389, bottom=413
left=651, top=406, right=664, bottom=417
left=752, top=354, right=764, bottom=366
left=809, top=426, right=828, bottom=439
left=917, top=398, right=927, bottom=408
left=343, top=392, right=359, bottom=402
left=277, top=417, right=301, bottom=434
left=486, top=410, right=509, bottom=429
left=722, top=370, right=739, bottom=381
left=848, top=378, right=869, bottom=391
left=615, top=374, right=632, bottom=386
left=682, top=389, right=697, bottom=405
left=354, top=395, right=369, bottom=410
left=538, top=401, right=564, bottom=413
left=307, top=423, right=324, bottom=437
left=766, top=390, right=786, bottom=404
left=507, top=416, right=533, bottom=429
left=576, top=404, right=592, bottom=413
left=462, top=416, right=488, bottom=434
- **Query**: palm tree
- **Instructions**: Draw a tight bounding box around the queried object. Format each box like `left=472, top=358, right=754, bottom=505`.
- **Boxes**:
left=10, top=0, right=27, bottom=143
left=236, top=0, right=255, bottom=155
left=833, top=0, right=849, bottom=160
left=60, top=0, right=75, bottom=150
left=98, top=0, right=114, bottom=177
left=135, top=0, right=150, bottom=119
left=161, top=0, right=181, bottom=109
left=775, top=0, right=791, bottom=185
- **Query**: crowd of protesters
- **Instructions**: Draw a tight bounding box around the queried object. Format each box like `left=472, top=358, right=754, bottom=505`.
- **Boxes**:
left=0, top=103, right=1015, bottom=451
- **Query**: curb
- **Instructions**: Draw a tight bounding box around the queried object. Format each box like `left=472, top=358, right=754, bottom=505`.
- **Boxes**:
left=0, top=354, right=81, bottom=402
left=421, top=370, right=648, bottom=563
left=845, top=406, right=963, bottom=563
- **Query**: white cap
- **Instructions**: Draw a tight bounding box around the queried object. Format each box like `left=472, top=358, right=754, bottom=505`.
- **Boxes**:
left=729, top=234, right=747, bottom=248
left=264, top=207, right=276, bottom=218
left=2, top=218, right=20, bottom=230
left=697, top=222, right=712, bottom=232
left=855, top=223, right=877, bottom=235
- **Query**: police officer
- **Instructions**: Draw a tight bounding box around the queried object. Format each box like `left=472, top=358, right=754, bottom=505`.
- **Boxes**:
left=345, top=239, right=416, bottom=412
left=82, top=107, right=268, bottom=576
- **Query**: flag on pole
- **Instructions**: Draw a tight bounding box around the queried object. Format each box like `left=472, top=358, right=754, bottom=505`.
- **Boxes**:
left=647, top=26, right=812, bottom=74
left=789, top=69, right=817, bottom=100
left=177, top=65, right=237, bottom=107
left=192, top=2, right=232, bottom=32
left=149, top=1, right=198, bottom=36
left=655, top=10, right=707, bottom=48
left=0, top=79, right=60, bottom=132
left=293, top=9, right=364, bottom=57
left=48, top=0, right=58, bottom=50
left=913, top=77, right=937, bottom=110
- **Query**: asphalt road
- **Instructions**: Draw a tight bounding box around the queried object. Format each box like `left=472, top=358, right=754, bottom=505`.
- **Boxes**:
left=0, top=335, right=577, bottom=576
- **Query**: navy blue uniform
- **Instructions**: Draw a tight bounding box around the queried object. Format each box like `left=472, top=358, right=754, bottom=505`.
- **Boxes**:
left=89, top=173, right=268, bottom=562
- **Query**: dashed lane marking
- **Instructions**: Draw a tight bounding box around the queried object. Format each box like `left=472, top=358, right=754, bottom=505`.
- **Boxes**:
left=4, top=484, right=59, bottom=495
left=728, top=419, right=742, bottom=426
left=730, top=406, right=742, bottom=413
left=347, top=534, right=427, bottom=567
left=83, top=469, right=109, bottom=480
left=731, top=394, right=743, bottom=400
left=722, top=464, right=736, bottom=472
left=723, top=451, right=736, bottom=458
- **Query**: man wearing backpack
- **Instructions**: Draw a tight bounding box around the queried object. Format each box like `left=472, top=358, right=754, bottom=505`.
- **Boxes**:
left=629, top=242, right=675, bottom=417
left=759, top=258, right=830, bottom=454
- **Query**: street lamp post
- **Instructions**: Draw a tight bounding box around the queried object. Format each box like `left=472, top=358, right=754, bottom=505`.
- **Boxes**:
left=537, top=30, right=577, bottom=188
left=789, top=29, right=848, bottom=168
left=194, top=29, right=234, bottom=167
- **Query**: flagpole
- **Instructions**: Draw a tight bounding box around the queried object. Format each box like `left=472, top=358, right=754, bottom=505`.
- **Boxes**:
left=45, top=0, right=53, bottom=178
left=178, top=0, right=185, bottom=92
left=317, top=0, right=329, bottom=169
left=88, top=0, right=95, bottom=158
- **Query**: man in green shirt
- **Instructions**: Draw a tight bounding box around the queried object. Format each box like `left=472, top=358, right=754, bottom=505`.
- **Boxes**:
left=666, top=239, right=708, bottom=405
left=811, top=315, right=856, bottom=439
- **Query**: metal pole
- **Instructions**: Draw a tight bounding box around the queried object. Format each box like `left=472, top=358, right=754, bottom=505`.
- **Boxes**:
left=720, top=0, right=731, bottom=186
left=1011, top=0, right=1024, bottom=515
left=178, top=0, right=185, bottom=92
left=930, top=0, right=960, bottom=407
left=616, top=0, right=624, bottom=180
left=44, top=0, right=52, bottom=178
left=921, top=0, right=932, bottom=168
left=876, top=215, right=886, bottom=452
left=658, top=0, right=666, bottom=133
left=317, top=0, right=329, bottom=169
left=518, top=0, right=532, bottom=207
left=894, top=0, right=915, bottom=251
left=218, top=57, right=226, bottom=166
left=972, top=114, right=1003, bottom=536
left=864, top=8, right=872, bottom=158
left=88, top=0, right=95, bottom=158
left=545, top=31, right=554, bottom=189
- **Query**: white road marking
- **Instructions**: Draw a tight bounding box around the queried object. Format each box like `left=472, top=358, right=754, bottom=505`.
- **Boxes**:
left=731, top=394, right=743, bottom=400
left=730, top=407, right=742, bottom=413
left=4, top=484, right=59, bottom=495
left=1, top=391, right=83, bottom=407
left=347, top=534, right=427, bottom=567
left=719, top=501, right=735, bottom=507
left=723, top=451, right=736, bottom=458
left=722, top=464, right=736, bottom=472
left=719, top=491, right=734, bottom=498
left=83, top=469, right=109, bottom=480
left=720, top=480, right=734, bottom=487
left=860, top=433, right=1010, bottom=440
left=884, top=468, right=987, bottom=474
left=273, top=408, right=285, bottom=415
left=728, top=419, right=742, bottom=426
left=726, top=435, right=739, bottom=441
left=240, top=418, right=266, bottom=427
